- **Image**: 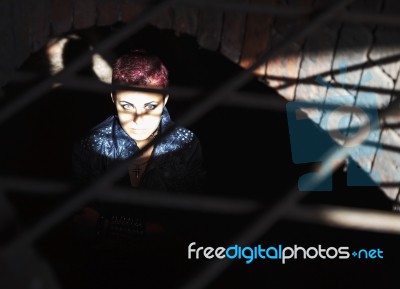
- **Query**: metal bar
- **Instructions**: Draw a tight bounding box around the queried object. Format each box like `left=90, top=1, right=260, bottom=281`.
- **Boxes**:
left=60, top=76, right=383, bottom=113
left=339, top=11, right=400, bottom=27
left=186, top=0, right=400, bottom=29
left=0, top=176, right=259, bottom=215
left=270, top=52, right=400, bottom=94
left=185, top=0, right=314, bottom=16
left=97, top=188, right=260, bottom=214
left=286, top=204, right=400, bottom=234
left=0, top=176, right=71, bottom=194
left=60, top=76, right=288, bottom=111
left=60, top=76, right=198, bottom=99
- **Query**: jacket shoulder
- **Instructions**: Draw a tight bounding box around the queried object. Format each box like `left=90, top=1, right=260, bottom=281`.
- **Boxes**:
left=77, top=116, right=115, bottom=152
left=172, top=127, right=197, bottom=144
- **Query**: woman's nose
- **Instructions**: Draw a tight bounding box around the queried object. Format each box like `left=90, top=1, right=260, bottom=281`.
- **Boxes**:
left=132, top=109, right=145, bottom=123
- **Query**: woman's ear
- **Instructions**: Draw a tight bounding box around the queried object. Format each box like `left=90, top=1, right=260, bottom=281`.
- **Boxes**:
left=164, top=94, right=169, bottom=106
left=110, top=93, right=115, bottom=103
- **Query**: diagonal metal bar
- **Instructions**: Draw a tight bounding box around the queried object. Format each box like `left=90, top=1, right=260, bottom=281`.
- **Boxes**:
left=0, top=176, right=71, bottom=194
left=0, top=176, right=260, bottom=215
left=268, top=52, right=400, bottom=94
left=59, top=76, right=382, bottom=114
left=61, top=75, right=289, bottom=111
left=0, top=0, right=182, bottom=126
left=97, top=188, right=260, bottom=214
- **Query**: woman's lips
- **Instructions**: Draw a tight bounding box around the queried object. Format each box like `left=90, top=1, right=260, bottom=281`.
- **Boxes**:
left=130, top=128, right=148, bottom=133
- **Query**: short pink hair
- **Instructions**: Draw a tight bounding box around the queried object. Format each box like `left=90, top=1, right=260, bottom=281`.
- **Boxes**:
left=112, top=49, right=169, bottom=89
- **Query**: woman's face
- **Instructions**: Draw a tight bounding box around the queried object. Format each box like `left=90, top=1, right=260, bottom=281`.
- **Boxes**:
left=114, top=90, right=168, bottom=141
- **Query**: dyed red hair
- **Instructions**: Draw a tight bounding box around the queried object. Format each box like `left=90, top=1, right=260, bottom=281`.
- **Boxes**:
left=112, top=49, right=169, bottom=89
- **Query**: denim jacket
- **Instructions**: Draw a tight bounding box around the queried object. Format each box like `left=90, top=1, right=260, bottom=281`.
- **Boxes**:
left=72, top=108, right=206, bottom=193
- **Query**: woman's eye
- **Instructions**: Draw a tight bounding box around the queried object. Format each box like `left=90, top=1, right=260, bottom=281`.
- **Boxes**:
left=121, top=103, right=133, bottom=110
left=145, top=104, right=156, bottom=110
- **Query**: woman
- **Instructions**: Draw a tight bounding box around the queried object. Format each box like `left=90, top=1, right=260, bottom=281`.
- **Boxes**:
left=72, top=49, right=206, bottom=239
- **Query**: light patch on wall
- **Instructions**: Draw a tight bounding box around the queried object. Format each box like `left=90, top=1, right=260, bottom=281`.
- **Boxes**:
left=289, top=205, right=400, bottom=234
left=47, top=37, right=69, bottom=75
left=46, top=34, right=112, bottom=84
left=92, top=53, right=112, bottom=84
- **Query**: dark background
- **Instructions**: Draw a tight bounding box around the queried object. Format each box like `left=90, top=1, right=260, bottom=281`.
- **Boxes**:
left=1, top=24, right=397, bottom=289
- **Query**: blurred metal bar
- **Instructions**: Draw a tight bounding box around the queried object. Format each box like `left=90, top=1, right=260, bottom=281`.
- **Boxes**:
left=287, top=204, right=400, bottom=234
left=61, top=76, right=198, bottom=99
left=61, top=75, right=288, bottom=111
left=60, top=76, right=382, bottom=113
left=97, top=188, right=260, bottom=214
left=187, top=0, right=400, bottom=29
left=0, top=176, right=71, bottom=194
left=272, top=52, right=400, bottom=94
left=186, top=0, right=314, bottom=16
left=339, top=11, right=400, bottom=27
left=1, top=176, right=260, bottom=215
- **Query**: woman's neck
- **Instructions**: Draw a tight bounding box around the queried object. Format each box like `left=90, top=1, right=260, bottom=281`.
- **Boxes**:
left=135, top=139, right=151, bottom=150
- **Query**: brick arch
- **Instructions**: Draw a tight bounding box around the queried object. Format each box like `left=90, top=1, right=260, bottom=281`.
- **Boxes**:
left=1, top=0, right=277, bottom=89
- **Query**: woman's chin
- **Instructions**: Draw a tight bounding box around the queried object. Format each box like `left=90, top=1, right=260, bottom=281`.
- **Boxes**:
left=129, top=133, right=151, bottom=142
